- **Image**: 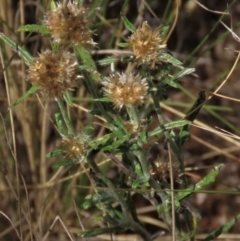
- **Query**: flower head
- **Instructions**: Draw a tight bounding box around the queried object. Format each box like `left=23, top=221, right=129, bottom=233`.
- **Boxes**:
left=59, top=136, right=88, bottom=162
left=129, top=21, right=166, bottom=69
left=102, top=72, right=148, bottom=109
left=27, top=50, right=79, bottom=97
left=150, top=157, right=180, bottom=183
left=43, top=2, right=95, bottom=47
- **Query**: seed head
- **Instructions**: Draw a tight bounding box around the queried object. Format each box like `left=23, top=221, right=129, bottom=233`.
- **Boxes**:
left=129, top=21, right=166, bottom=69
left=27, top=50, right=79, bottom=97
left=150, top=157, right=180, bottom=183
left=102, top=72, right=148, bottom=109
left=59, top=136, right=88, bottom=162
left=43, top=2, right=95, bottom=47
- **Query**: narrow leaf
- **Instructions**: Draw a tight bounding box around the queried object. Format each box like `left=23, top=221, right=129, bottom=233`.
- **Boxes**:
left=9, top=86, right=40, bottom=108
left=63, top=91, right=73, bottom=106
left=46, top=149, right=63, bottom=158
left=98, top=57, right=118, bottom=66
left=117, top=42, right=129, bottom=48
left=53, top=160, right=76, bottom=169
left=17, top=24, right=51, bottom=34
left=55, top=113, right=66, bottom=135
left=148, top=120, right=190, bottom=137
left=158, top=52, right=182, bottom=66
left=75, top=46, right=96, bottom=70
left=120, top=14, right=136, bottom=33
left=176, top=164, right=224, bottom=201
left=203, top=213, right=240, bottom=241
left=0, top=32, right=33, bottom=64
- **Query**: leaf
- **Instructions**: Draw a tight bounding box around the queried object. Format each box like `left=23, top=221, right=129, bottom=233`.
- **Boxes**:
left=0, top=33, right=33, bottom=64
left=97, top=57, right=118, bottom=66
left=148, top=119, right=190, bottom=137
left=158, top=52, right=182, bottom=66
left=165, top=68, right=195, bottom=88
left=52, top=159, right=76, bottom=169
left=50, top=0, right=57, bottom=10
left=203, top=213, right=240, bottom=241
left=120, top=14, right=136, bottom=33
left=9, top=86, right=40, bottom=108
left=132, top=176, right=150, bottom=189
left=176, top=164, right=224, bottom=201
left=163, top=78, right=178, bottom=88
left=101, top=136, right=128, bottom=152
left=55, top=113, right=66, bottom=135
left=46, top=149, right=63, bottom=158
left=79, top=227, right=124, bottom=237
left=17, top=24, right=51, bottom=34
left=75, top=45, right=96, bottom=70
left=117, top=42, right=129, bottom=48
left=63, top=91, right=73, bottom=106
left=174, top=67, right=195, bottom=79
left=94, top=97, right=112, bottom=102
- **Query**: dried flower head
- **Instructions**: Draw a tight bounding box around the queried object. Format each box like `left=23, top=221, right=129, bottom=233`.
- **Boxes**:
left=129, top=21, right=166, bottom=69
left=43, top=2, right=95, bottom=47
left=59, top=136, right=88, bottom=162
left=27, top=50, right=79, bottom=97
left=102, top=72, right=148, bottom=109
left=150, top=157, right=181, bottom=183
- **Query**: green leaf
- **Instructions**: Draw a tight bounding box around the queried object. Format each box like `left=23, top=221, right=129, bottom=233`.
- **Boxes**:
left=9, top=86, right=40, bottom=108
left=139, top=130, right=147, bottom=143
left=0, top=33, right=33, bottom=64
left=75, top=46, right=96, bottom=70
left=50, top=0, right=57, bottom=10
left=55, top=113, right=66, bottom=135
left=46, top=149, right=63, bottom=158
left=203, top=213, right=240, bottom=241
left=79, top=227, right=124, bottom=237
left=63, top=91, right=73, bottom=106
left=17, top=24, right=51, bottom=34
left=164, top=68, right=195, bottom=88
left=117, top=42, right=129, bottom=47
left=132, top=176, right=150, bottom=189
left=89, top=133, right=113, bottom=149
left=94, top=97, right=111, bottom=102
left=120, top=14, right=136, bottom=33
left=82, top=200, right=93, bottom=209
left=53, top=159, right=76, bottom=169
left=97, top=57, right=118, bottom=66
left=158, top=52, right=182, bottom=66
left=176, top=164, right=224, bottom=201
left=148, top=119, right=190, bottom=137
left=174, top=67, right=195, bottom=79
left=164, top=78, right=178, bottom=88
left=82, top=126, right=94, bottom=136
left=101, top=136, right=128, bottom=152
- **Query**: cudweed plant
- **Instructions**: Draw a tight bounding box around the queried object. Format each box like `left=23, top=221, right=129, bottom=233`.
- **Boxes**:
left=0, top=1, right=225, bottom=241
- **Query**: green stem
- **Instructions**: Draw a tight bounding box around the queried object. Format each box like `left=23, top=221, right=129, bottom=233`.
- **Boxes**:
left=126, top=105, right=139, bottom=129
left=87, top=151, right=151, bottom=241
left=56, top=98, right=74, bottom=136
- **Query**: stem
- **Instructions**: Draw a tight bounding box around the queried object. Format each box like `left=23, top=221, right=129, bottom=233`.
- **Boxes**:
left=126, top=105, right=139, bottom=129
left=87, top=151, right=151, bottom=241
left=56, top=98, right=74, bottom=136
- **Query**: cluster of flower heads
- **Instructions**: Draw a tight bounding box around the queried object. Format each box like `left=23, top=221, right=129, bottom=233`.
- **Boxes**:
left=27, top=2, right=95, bottom=97
left=129, top=21, right=166, bottom=69
left=43, top=2, right=95, bottom=47
left=102, top=72, right=148, bottom=109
